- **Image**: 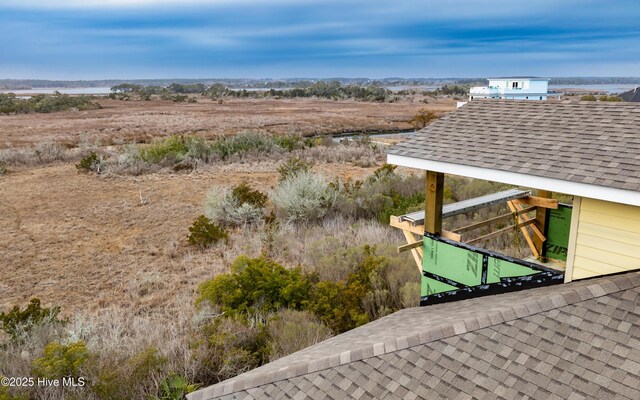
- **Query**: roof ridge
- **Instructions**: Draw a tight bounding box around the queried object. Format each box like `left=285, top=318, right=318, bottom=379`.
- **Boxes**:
left=191, top=272, right=640, bottom=399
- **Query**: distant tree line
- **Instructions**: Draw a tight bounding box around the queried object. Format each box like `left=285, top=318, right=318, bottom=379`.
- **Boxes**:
left=6, top=77, right=640, bottom=91
left=0, top=92, right=102, bottom=114
left=549, top=77, right=640, bottom=85
left=111, top=81, right=393, bottom=102
left=434, top=84, right=469, bottom=96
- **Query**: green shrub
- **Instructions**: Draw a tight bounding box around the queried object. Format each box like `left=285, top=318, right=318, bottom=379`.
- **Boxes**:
left=277, top=157, right=312, bottom=182
left=76, top=151, right=105, bottom=173
left=599, top=95, right=622, bottom=102
left=332, top=164, right=425, bottom=223
left=271, top=170, right=338, bottom=223
left=370, top=164, right=397, bottom=181
left=92, top=347, right=167, bottom=400
left=0, top=298, right=63, bottom=342
left=197, top=256, right=312, bottom=318
left=128, top=347, right=167, bottom=387
left=0, top=382, right=29, bottom=400
left=187, top=215, right=229, bottom=249
left=154, top=374, right=199, bottom=400
left=32, top=341, right=89, bottom=379
left=172, top=94, right=188, bottom=103
left=0, top=381, right=8, bottom=400
left=307, top=280, right=369, bottom=333
left=211, top=131, right=277, bottom=160
left=305, top=246, right=379, bottom=333
left=231, top=183, right=268, bottom=209
left=266, top=310, right=332, bottom=360
left=138, top=134, right=213, bottom=166
left=306, top=245, right=415, bottom=333
left=140, top=135, right=190, bottom=164
left=195, top=316, right=270, bottom=382
left=205, top=184, right=267, bottom=226
left=580, top=94, right=597, bottom=101
left=0, top=92, right=101, bottom=114
left=273, top=134, right=303, bottom=151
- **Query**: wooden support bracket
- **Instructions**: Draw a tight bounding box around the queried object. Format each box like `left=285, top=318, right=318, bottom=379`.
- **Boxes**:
left=441, top=230, right=462, bottom=242
left=401, top=229, right=423, bottom=272
left=514, top=213, right=546, bottom=243
left=398, top=241, right=422, bottom=253
left=512, top=196, right=558, bottom=209
left=390, top=216, right=461, bottom=242
left=534, top=190, right=551, bottom=260
left=390, top=217, right=424, bottom=235
left=507, top=200, right=540, bottom=258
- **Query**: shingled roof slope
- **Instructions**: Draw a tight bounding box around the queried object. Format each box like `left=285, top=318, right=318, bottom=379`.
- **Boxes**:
left=620, top=87, right=640, bottom=102
left=189, top=271, right=640, bottom=400
left=386, top=100, right=640, bottom=193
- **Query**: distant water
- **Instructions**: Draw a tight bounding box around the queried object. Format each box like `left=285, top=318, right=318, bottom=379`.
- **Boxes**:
left=385, top=85, right=440, bottom=92
left=0, top=87, right=112, bottom=95
left=2, top=84, right=638, bottom=96
left=549, top=84, right=639, bottom=94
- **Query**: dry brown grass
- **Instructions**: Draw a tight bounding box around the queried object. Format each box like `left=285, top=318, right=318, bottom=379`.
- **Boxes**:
left=0, top=158, right=383, bottom=316
left=0, top=97, right=455, bottom=149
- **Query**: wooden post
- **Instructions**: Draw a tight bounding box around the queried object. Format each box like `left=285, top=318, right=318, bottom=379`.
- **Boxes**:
left=424, top=171, right=444, bottom=234
left=534, top=189, right=551, bottom=260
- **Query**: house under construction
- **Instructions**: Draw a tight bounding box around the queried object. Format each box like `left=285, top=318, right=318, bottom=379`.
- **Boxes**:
left=388, top=100, right=640, bottom=305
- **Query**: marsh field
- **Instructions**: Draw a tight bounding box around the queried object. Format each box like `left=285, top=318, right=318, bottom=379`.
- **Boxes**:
left=0, top=97, right=454, bottom=312
left=2, top=95, right=494, bottom=399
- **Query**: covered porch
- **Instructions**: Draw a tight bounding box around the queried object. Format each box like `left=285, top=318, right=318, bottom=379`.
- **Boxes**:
left=391, top=171, right=569, bottom=305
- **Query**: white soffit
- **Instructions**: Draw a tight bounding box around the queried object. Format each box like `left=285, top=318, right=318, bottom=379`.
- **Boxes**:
left=387, top=154, right=640, bottom=207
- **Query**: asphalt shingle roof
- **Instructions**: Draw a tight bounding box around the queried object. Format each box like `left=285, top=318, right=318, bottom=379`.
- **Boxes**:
left=189, top=271, right=640, bottom=400
left=386, top=100, right=640, bottom=193
left=620, top=87, right=640, bottom=102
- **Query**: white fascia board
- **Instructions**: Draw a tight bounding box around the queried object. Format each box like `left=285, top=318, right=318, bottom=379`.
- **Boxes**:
left=387, top=154, right=640, bottom=207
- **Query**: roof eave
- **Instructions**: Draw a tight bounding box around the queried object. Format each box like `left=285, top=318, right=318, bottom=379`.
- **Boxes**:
left=387, top=154, right=640, bottom=207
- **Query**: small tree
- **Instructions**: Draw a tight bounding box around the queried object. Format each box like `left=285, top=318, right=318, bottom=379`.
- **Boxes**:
left=410, top=109, right=438, bottom=129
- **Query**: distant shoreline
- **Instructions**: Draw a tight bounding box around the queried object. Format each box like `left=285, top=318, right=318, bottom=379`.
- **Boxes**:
left=2, top=77, right=640, bottom=92
left=3, top=83, right=639, bottom=95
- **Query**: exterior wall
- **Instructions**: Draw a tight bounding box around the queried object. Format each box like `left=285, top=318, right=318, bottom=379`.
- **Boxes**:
left=571, top=197, right=640, bottom=280
left=470, top=79, right=549, bottom=101
left=529, top=80, right=548, bottom=93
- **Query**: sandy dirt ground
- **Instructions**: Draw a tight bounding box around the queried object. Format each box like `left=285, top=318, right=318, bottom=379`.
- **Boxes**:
left=0, top=98, right=455, bottom=315
left=0, top=97, right=454, bottom=149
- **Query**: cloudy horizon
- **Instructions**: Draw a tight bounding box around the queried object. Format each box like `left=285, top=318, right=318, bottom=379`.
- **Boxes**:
left=2, top=0, right=640, bottom=80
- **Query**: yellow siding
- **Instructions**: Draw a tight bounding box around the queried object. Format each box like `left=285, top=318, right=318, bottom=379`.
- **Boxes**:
left=573, top=198, right=640, bottom=280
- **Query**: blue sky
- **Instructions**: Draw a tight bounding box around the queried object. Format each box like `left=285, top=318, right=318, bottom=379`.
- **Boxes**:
left=2, top=0, right=640, bottom=79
